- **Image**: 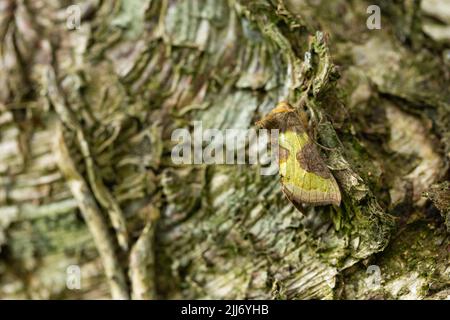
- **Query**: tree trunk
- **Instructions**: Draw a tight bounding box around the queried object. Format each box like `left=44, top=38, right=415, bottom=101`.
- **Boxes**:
left=0, top=0, right=448, bottom=299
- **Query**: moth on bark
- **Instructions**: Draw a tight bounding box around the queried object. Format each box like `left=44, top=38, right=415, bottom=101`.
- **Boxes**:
left=256, top=101, right=341, bottom=209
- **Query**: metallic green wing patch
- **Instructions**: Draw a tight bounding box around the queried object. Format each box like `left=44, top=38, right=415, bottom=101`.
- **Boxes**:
left=279, top=131, right=341, bottom=206
left=257, top=101, right=341, bottom=208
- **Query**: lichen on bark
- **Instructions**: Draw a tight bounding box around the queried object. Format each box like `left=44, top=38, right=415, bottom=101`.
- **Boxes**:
left=0, top=0, right=448, bottom=299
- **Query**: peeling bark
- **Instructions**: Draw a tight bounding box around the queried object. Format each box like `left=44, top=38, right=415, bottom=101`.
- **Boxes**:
left=0, top=0, right=448, bottom=300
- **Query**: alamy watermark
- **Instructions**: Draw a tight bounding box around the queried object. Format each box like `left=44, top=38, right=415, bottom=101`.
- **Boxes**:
left=66, top=265, right=81, bottom=290
left=366, top=265, right=382, bottom=290
left=66, top=5, right=81, bottom=30
left=171, top=121, right=279, bottom=176
left=367, top=5, right=381, bottom=30
left=66, top=4, right=380, bottom=31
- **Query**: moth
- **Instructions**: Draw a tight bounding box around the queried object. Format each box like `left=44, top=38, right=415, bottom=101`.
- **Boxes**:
left=256, top=101, right=341, bottom=208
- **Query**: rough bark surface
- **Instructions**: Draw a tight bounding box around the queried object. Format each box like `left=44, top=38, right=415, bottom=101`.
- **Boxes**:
left=0, top=0, right=449, bottom=299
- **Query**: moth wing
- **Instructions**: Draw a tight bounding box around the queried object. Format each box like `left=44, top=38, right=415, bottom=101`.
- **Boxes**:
left=279, top=128, right=341, bottom=207
left=281, top=183, right=305, bottom=213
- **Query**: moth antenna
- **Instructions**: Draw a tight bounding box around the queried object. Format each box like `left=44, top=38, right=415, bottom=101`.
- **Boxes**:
left=305, top=102, right=319, bottom=126
left=308, top=119, right=337, bottom=152
left=283, top=90, right=336, bottom=152
left=311, top=138, right=336, bottom=151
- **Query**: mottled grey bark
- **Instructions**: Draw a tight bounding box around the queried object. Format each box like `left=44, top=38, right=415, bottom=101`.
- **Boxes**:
left=0, top=0, right=448, bottom=299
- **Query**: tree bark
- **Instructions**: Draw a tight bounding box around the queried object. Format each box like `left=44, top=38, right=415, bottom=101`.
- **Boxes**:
left=0, top=0, right=448, bottom=299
